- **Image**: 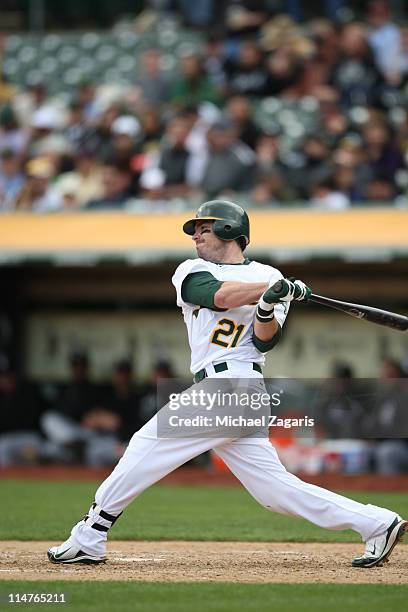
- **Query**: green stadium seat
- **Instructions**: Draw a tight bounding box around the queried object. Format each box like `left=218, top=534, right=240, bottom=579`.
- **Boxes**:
left=41, top=34, right=63, bottom=52
left=79, top=32, right=102, bottom=51
left=57, top=45, right=79, bottom=65
left=3, top=25, right=204, bottom=93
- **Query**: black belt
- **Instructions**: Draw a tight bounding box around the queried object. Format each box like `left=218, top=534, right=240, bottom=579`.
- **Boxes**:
left=193, top=362, right=262, bottom=383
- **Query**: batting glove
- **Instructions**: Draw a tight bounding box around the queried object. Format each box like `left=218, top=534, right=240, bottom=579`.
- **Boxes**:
left=263, top=278, right=312, bottom=305
left=288, top=277, right=312, bottom=301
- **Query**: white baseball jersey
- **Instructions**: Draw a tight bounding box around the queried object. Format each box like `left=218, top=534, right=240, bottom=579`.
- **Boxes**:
left=172, top=258, right=289, bottom=374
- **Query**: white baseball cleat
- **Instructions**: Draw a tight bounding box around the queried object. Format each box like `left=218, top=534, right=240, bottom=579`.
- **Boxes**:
left=47, top=538, right=106, bottom=564
left=352, top=516, right=408, bottom=568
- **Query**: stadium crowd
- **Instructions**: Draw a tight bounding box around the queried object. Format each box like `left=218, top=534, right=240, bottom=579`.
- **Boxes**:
left=0, top=0, right=407, bottom=211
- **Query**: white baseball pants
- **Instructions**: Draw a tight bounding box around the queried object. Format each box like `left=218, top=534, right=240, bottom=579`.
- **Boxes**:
left=70, top=365, right=396, bottom=556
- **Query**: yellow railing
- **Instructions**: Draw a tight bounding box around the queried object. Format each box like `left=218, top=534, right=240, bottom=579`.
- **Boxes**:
left=0, top=209, right=407, bottom=256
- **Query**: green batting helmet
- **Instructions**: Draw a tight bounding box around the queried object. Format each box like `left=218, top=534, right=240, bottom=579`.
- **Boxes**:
left=183, top=200, right=250, bottom=247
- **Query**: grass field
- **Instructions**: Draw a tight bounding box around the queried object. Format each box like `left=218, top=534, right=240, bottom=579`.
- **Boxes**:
left=2, top=480, right=408, bottom=542
left=1, top=480, right=407, bottom=611
left=1, top=582, right=407, bottom=612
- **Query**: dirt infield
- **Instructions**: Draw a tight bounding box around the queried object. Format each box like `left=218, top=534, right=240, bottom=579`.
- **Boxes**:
left=1, top=541, right=407, bottom=584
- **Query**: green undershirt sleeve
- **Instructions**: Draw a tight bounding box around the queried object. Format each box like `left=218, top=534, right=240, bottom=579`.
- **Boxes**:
left=252, top=324, right=282, bottom=353
left=181, top=272, right=225, bottom=310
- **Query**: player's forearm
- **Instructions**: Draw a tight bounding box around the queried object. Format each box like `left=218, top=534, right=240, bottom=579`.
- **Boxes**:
left=214, top=281, right=268, bottom=309
left=253, top=316, right=280, bottom=341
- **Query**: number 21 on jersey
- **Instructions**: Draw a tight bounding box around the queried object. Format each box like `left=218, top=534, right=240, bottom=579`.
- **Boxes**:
left=211, top=318, right=246, bottom=349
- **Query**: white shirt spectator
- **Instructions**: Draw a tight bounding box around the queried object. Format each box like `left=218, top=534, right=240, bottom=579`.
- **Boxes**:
left=311, top=191, right=350, bottom=211
left=368, top=22, right=401, bottom=75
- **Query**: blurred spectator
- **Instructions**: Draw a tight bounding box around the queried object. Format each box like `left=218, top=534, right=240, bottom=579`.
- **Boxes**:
left=331, top=136, right=372, bottom=193
left=331, top=162, right=362, bottom=202
left=82, top=104, right=122, bottom=162
left=156, top=103, right=215, bottom=191
left=367, top=0, right=402, bottom=79
left=25, top=82, right=47, bottom=110
left=265, top=48, right=306, bottom=97
left=0, top=149, right=25, bottom=211
left=364, top=178, right=395, bottom=202
left=0, top=73, right=16, bottom=105
left=139, top=110, right=211, bottom=200
left=45, top=350, right=100, bottom=425
left=293, top=135, right=332, bottom=198
left=253, top=128, right=282, bottom=173
left=251, top=171, right=294, bottom=205
left=308, top=20, right=340, bottom=89
left=0, top=104, right=28, bottom=157
left=225, top=41, right=268, bottom=97
left=365, top=358, right=408, bottom=474
left=34, top=137, right=73, bottom=180
left=0, top=355, right=45, bottom=467
left=136, top=49, right=171, bottom=106
left=310, top=178, right=350, bottom=209
left=182, top=104, right=218, bottom=181
left=75, top=79, right=100, bottom=123
left=139, top=108, right=163, bottom=153
left=174, top=0, right=215, bottom=28
left=15, top=157, right=62, bottom=212
left=157, top=114, right=195, bottom=197
left=171, top=53, right=221, bottom=107
left=139, top=360, right=175, bottom=424
left=315, top=362, right=366, bottom=439
left=284, top=0, right=345, bottom=22
left=199, top=118, right=257, bottom=198
left=111, top=115, right=142, bottom=163
left=40, top=350, right=104, bottom=463
left=53, top=174, right=83, bottom=210
left=28, top=105, right=66, bottom=159
left=138, top=167, right=167, bottom=202
left=103, top=358, right=142, bottom=440
left=64, top=100, right=90, bottom=150
left=12, top=82, right=48, bottom=129
left=203, top=33, right=227, bottom=92
left=251, top=129, right=298, bottom=203
left=54, top=147, right=104, bottom=209
left=260, top=14, right=310, bottom=54
left=362, top=120, right=404, bottom=184
left=320, top=104, right=349, bottom=146
left=398, top=26, right=408, bottom=80
left=80, top=358, right=142, bottom=466
left=330, top=22, right=384, bottom=107
left=225, top=95, right=261, bottom=150
left=224, top=1, right=276, bottom=40
left=85, top=159, right=133, bottom=209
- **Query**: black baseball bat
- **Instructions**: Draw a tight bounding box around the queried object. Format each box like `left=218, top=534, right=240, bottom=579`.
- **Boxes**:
left=272, top=281, right=408, bottom=331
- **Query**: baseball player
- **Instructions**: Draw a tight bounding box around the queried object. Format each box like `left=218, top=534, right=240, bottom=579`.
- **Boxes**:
left=48, top=200, right=406, bottom=568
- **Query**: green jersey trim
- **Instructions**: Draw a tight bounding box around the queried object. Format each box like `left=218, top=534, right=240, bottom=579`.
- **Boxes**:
left=252, top=325, right=282, bottom=353
left=217, top=258, right=251, bottom=266
left=181, top=271, right=226, bottom=310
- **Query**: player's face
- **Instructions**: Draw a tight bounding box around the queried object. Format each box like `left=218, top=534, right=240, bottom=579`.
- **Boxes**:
left=192, top=221, right=224, bottom=261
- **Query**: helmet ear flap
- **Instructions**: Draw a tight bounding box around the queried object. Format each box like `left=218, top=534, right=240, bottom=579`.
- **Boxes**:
left=213, top=219, right=248, bottom=245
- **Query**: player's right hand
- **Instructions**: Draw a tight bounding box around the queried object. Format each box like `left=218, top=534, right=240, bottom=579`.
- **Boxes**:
left=263, top=278, right=311, bottom=304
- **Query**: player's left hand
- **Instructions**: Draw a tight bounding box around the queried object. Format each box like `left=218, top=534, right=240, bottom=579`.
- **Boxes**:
left=288, top=277, right=312, bottom=301
left=263, top=278, right=311, bottom=304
